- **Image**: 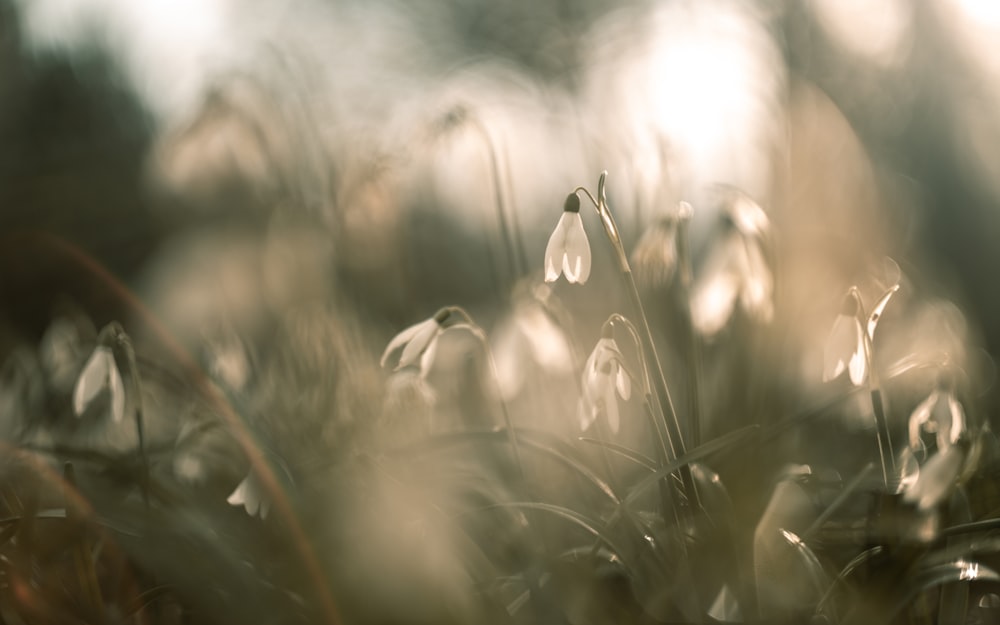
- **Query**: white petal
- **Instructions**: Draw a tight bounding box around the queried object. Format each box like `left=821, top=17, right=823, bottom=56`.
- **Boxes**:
left=397, top=319, right=440, bottom=370
left=740, top=240, right=773, bottom=323
left=543, top=213, right=571, bottom=282
left=848, top=322, right=867, bottom=386
left=108, top=357, right=125, bottom=422
left=417, top=332, right=440, bottom=378
left=691, top=269, right=739, bottom=337
left=604, top=388, right=621, bottom=434
left=380, top=320, right=427, bottom=368
left=492, top=321, right=528, bottom=401
left=909, top=392, right=937, bottom=450
left=227, top=476, right=248, bottom=506
left=947, top=396, right=966, bottom=445
left=518, top=307, right=573, bottom=374
left=615, top=363, right=631, bottom=401
left=562, top=213, right=591, bottom=284
left=904, top=445, right=964, bottom=510
left=73, top=347, right=118, bottom=418
left=866, top=285, right=899, bottom=339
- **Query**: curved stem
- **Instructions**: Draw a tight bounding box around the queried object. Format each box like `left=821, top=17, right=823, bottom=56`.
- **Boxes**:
left=577, top=172, right=697, bottom=509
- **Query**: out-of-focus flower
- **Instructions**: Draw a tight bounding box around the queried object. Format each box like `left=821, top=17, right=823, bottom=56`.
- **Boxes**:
left=381, top=307, right=470, bottom=376
left=823, top=292, right=866, bottom=386
left=690, top=228, right=773, bottom=337
left=493, top=299, right=574, bottom=401
left=227, top=470, right=271, bottom=520
left=903, top=443, right=966, bottom=511
left=631, top=202, right=692, bottom=287
left=908, top=385, right=966, bottom=455
left=579, top=330, right=632, bottom=434
left=544, top=193, right=591, bottom=284
left=73, top=344, right=126, bottom=423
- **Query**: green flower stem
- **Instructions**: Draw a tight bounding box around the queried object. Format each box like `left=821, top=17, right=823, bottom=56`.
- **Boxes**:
left=676, top=214, right=704, bottom=447
left=577, top=172, right=698, bottom=510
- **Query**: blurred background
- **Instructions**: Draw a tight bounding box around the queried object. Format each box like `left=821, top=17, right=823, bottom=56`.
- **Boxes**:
left=2, top=0, right=1000, bottom=622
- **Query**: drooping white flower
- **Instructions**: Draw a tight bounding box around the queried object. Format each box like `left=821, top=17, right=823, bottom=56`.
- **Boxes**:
left=380, top=307, right=467, bottom=376
left=227, top=471, right=270, bottom=520
left=544, top=193, right=591, bottom=284
left=908, top=387, right=966, bottom=454
left=903, top=443, right=966, bottom=511
left=822, top=292, right=866, bottom=386
left=73, top=345, right=126, bottom=423
left=578, top=332, right=632, bottom=434
left=493, top=300, right=574, bottom=400
left=631, top=203, right=689, bottom=287
left=690, top=230, right=773, bottom=337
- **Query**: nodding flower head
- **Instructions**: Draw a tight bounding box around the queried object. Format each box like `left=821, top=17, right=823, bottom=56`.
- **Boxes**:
left=380, top=307, right=472, bottom=377
left=227, top=471, right=271, bottom=520
left=908, top=380, right=966, bottom=456
left=823, top=292, right=867, bottom=386
left=578, top=325, right=632, bottom=434
left=493, top=300, right=574, bottom=401
left=631, top=202, right=691, bottom=287
left=544, top=193, right=591, bottom=284
left=73, top=323, right=129, bottom=423
left=690, top=228, right=773, bottom=337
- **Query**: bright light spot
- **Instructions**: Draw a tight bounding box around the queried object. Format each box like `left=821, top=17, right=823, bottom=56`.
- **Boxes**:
left=813, top=0, right=912, bottom=66
left=952, top=0, right=1000, bottom=26
left=960, top=560, right=980, bottom=580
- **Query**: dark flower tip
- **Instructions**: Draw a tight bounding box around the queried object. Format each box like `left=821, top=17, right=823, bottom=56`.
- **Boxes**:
left=433, top=307, right=452, bottom=324
left=564, top=193, right=581, bottom=214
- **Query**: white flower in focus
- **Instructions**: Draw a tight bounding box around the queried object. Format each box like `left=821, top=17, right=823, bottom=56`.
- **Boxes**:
left=227, top=471, right=271, bottom=520
left=579, top=334, right=632, bottom=434
left=381, top=308, right=467, bottom=376
left=690, top=230, right=773, bottom=337
left=493, top=302, right=574, bottom=400
left=908, top=387, right=966, bottom=454
left=822, top=293, right=866, bottom=386
left=544, top=193, right=591, bottom=284
left=73, top=345, right=126, bottom=422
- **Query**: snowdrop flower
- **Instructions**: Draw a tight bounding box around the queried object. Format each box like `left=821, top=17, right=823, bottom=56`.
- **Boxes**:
left=822, top=283, right=899, bottom=387
left=908, top=385, right=966, bottom=455
left=73, top=325, right=128, bottom=423
left=822, top=292, right=866, bottom=386
left=227, top=471, right=270, bottom=520
left=544, top=193, right=591, bottom=284
left=690, top=227, right=773, bottom=337
left=578, top=327, right=632, bottom=434
left=630, top=202, right=691, bottom=288
left=380, top=307, right=471, bottom=376
left=903, top=443, right=966, bottom=511
left=493, top=299, right=574, bottom=400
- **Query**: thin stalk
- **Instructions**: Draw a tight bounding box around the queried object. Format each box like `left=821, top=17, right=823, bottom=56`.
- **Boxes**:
left=576, top=173, right=698, bottom=509
left=675, top=210, right=703, bottom=447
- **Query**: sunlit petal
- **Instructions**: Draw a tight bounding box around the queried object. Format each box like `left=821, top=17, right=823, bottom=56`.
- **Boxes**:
left=909, top=392, right=938, bottom=450
left=380, top=320, right=427, bottom=368
left=691, top=269, right=739, bottom=337
left=848, top=324, right=867, bottom=386
left=947, top=396, right=966, bottom=445
left=866, top=284, right=900, bottom=339
left=398, top=319, right=441, bottom=370
left=604, top=386, right=621, bottom=434
left=563, top=213, right=591, bottom=284
left=615, top=364, right=631, bottom=401
left=543, top=212, right=571, bottom=283
left=903, top=445, right=965, bottom=511
left=73, top=346, right=126, bottom=422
